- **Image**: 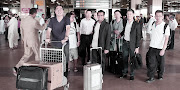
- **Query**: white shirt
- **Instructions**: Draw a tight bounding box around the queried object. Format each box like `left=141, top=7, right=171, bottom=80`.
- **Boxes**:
left=150, top=21, right=170, bottom=49
left=124, top=20, right=133, bottom=41
left=92, top=22, right=101, bottom=48
left=169, top=19, right=178, bottom=30
left=80, top=18, right=95, bottom=35
left=69, top=22, right=79, bottom=49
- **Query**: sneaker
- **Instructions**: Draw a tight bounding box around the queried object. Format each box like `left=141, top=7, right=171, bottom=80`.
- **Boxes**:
left=119, top=74, right=127, bottom=78
left=146, top=78, right=155, bottom=83
left=158, top=76, right=163, bottom=80
left=129, top=76, right=134, bottom=81
left=12, top=67, right=18, bottom=76
left=74, top=68, right=78, bottom=72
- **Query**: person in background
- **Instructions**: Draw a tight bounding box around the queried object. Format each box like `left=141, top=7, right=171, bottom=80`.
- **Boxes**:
left=17, top=16, right=21, bottom=40
left=13, top=8, right=47, bottom=76
left=66, top=12, right=80, bottom=72
left=79, top=9, right=95, bottom=65
left=4, top=15, right=10, bottom=41
left=93, top=12, right=98, bottom=21
left=167, top=13, right=178, bottom=50
left=39, top=14, right=46, bottom=43
left=7, top=14, right=19, bottom=50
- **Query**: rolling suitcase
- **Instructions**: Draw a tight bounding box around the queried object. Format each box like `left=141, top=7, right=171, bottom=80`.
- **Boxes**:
left=16, top=66, right=48, bottom=90
left=84, top=47, right=103, bottom=90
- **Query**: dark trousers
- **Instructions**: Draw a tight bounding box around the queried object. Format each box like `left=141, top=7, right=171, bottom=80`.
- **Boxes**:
left=169, top=30, right=175, bottom=49
left=79, top=34, right=92, bottom=65
left=146, top=47, right=165, bottom=78
left=4, top=28, right=8, bottom=40
left=91, top=49, right=106, bottom=74
left=122, top=40, right=135, bottom=76
left=18, top=28, right=21, bottom=40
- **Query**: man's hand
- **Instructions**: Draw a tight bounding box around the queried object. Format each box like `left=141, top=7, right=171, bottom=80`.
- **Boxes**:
left=61, top=39, right=67, bottom=44
left=45, top=38, right=50, bottom=43
left=159, top=49, right=165, bottom=56
left=104, top=50, right=109, bottom=54
left=77, top=41, right=80, bottom=47
left=134, top=48, right=139, bottom=54
left=114, top=30, right=119, bottom=35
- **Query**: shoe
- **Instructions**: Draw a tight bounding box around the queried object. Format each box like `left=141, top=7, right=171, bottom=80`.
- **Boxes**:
left=119, top=74, right=127, bottom=78
left=129, top=76, right=134, bottom=81
left=12, top=67, right=18, bottom=76
left=158, top=76, right=163, bottom=80
left=146, top=78, right=155, bottom=83
left=74, top=68, right=78, bottom=72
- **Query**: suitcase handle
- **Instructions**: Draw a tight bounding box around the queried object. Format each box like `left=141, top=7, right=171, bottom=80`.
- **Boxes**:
left=90, top=47, right=103, bottom=67
left=41, top=40, right=67, bottom=49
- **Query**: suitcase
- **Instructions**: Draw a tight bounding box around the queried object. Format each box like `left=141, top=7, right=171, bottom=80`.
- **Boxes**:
left=23, top=61, right=64, bottom=90
left=16, top=66, right=48, bottom=90
left=84, top=47, right=103, bottom=90
left=108, top=51, right=123, bottom=75
left=84, top=64, right=102, bottom=90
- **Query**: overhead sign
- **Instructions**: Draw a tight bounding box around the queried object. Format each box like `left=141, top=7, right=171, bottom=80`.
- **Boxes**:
left=21, top=8, right=30, bottom=13
left=36, top=0, right=44, bottom=6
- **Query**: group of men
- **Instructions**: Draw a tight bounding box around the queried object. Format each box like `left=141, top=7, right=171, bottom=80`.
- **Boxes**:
left=12, top=5, right=175, bottom=83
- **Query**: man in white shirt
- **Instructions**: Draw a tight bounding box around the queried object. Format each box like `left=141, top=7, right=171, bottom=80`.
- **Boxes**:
left=91, top=10, right=111, bottom=73
left=146, top=10, right=170, bottom=83
left=167, top=13, right=178, bottom=50
left=118, top=9, right=141, bottom=80
left=79, top=9, right=95, bottom=65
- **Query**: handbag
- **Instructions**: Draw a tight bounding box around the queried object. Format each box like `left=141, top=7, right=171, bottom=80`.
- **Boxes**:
left=130, top=53, right=142, bottom=70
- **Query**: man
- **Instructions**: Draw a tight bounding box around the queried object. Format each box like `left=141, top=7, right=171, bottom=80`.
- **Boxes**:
left=93, top=12, right=98, bottom=21
left=110, top=10, right=124, bottom=52
left=91, top=10, right=111, bottom=73
left=146, top=10, right=170, bottom=83
left=66, top=12, right=80, bottom=72
left=79, top=9, right=95, bottom=65
left=13, top=8, right=47, bottom=76
left=7, top=14, right=19, bottom=50
left=46, top=5, right=70, bottom=77
left=39, top=14, right=46, bottom=43
left=167, top=13, right=178, bottom=50
left=118, top=9, right=141, bottom=80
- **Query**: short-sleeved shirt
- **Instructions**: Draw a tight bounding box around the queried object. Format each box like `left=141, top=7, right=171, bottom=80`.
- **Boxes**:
left=48, top=17, right=70, bottom=48
left=69, top=21, right=79, bottom=49
left=150, top=21, right=170, bottom=49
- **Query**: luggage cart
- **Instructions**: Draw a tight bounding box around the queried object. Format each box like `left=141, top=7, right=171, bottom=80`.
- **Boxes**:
left=40, top=41, right=69, bottom=90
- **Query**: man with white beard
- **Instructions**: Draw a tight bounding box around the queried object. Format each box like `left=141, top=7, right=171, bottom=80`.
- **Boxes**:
left=7, top=14, right=19, bottom=50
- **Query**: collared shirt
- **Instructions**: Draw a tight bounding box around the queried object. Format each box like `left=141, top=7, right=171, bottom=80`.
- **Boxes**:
left=169, top=19, right=178, bottom=30
left=124, top=20, right=133, bottom=41
left=92, top=22, right=100, bottom=48
left=111, top=19, right=124, bottom=38
left=150, top=21, right=170, bottom=49
left=69, top=21, right=79, bottom=49
left=80, top=18, right=95, bottom=35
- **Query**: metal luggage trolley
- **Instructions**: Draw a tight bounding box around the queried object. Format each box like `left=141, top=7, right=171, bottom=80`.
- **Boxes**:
left=40, top=41, right=69, bottom=90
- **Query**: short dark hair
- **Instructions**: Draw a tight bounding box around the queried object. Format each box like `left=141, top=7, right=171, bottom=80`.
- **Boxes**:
left=54, top=5, right=64, bottom=10
left=169, top=13, right=175, bottom=19
left=70, top=11, right=75, bottom=15
left=29, top=8, right=37, bottom=15
left=114, top=10, right=121, bottom=14
left=86, top=9, right=92, bottom=13
left=97, top=10, right=105, bottom=15
left=155, top=10, right=163, bottom=15
left=127, top=9, right=134, bottom=13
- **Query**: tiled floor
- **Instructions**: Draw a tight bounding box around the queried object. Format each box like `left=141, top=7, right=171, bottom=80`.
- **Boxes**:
left=0, top=29, right=180, bottom=90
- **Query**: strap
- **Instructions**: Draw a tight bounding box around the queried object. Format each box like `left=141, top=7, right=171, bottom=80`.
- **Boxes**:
left=163, top=23, right=168, bottom=34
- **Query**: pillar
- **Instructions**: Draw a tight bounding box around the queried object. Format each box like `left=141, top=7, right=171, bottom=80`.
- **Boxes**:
left=147, top=0, right=162, bottom=16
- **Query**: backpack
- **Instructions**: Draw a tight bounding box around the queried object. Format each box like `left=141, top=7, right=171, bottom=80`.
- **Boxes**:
left=151, top=21, right=171, bottom=46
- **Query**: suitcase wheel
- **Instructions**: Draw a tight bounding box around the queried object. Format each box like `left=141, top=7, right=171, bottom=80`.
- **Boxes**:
left=64, top=83, right=69, bottom=90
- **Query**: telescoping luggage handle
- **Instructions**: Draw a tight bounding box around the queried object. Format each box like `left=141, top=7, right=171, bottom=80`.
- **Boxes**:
left=90, top=47, right=103, bottom=67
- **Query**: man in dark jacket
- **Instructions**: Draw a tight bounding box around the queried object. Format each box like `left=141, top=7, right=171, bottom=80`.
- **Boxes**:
left=91, top=10, right=111, bottom=73
left=118, top=9, right=141, bottom=80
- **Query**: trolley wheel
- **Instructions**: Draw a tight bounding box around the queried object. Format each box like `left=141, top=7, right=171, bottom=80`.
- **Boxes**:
left=64, top=82, right=69, bottom=90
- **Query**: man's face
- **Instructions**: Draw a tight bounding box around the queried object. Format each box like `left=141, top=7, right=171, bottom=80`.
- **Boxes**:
left=114, top=12, right=121, bottom=19
left=55, top=6, right=64, bottom=17
left=86, top=11, right=92, bottom=19
left=32, top=13, right=37, bottom=18
left=93, top=13, right=98, bottom=20
left=42, top=15, right=45, bottom=19
left=70, top=15, right=75, bottom=22
left=155, top=12, right=164, bottom=22
left=127, top=11, right=134, bottom=20
left=97, top=12, right=104, bottom=22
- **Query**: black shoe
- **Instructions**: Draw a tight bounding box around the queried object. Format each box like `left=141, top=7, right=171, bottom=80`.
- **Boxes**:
left=119, top=74, right=127, bottom=78
left=146, top=78, right=155, bottom=83
left=129, top=76, right=134, bottom=81
left=12, top=67, right=18, bottom=76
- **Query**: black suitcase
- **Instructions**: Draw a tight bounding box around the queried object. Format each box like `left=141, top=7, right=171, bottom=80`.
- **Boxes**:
left=16, top=66, right=48, bottom=90
left=108, top=51, right=123, bottom=75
